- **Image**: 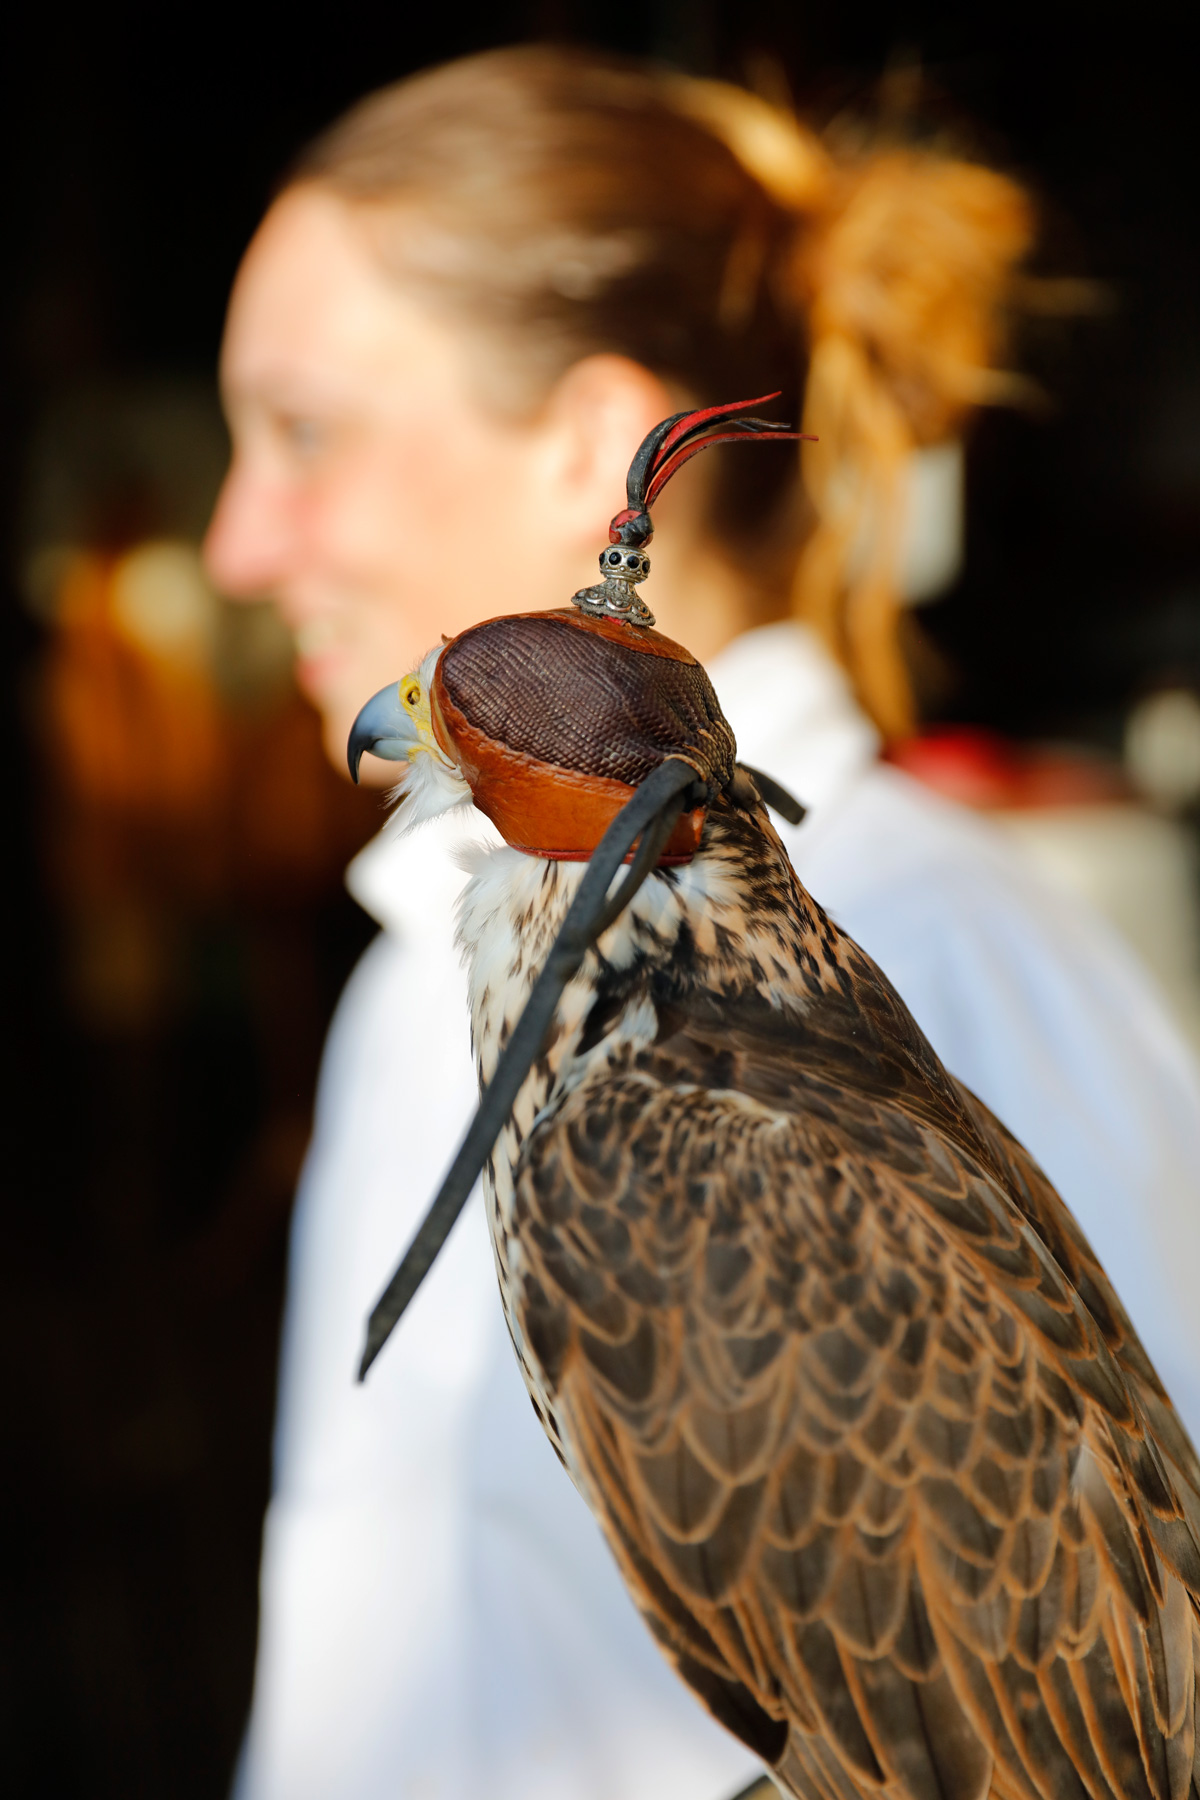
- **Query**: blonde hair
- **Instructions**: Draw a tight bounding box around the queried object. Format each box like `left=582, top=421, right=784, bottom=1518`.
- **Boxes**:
left=297, top=47, right=1034, bottom=739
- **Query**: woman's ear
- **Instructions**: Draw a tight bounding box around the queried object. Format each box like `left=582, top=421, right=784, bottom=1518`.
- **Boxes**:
left=533, top=356, right=686, bottom=550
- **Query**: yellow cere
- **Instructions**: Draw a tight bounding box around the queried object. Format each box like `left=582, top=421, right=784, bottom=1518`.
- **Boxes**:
left=399, top=672, right=437, bottom=756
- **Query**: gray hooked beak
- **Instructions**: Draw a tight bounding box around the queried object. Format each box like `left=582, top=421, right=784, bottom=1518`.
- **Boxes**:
left=347, top=682, right=422, bottom=784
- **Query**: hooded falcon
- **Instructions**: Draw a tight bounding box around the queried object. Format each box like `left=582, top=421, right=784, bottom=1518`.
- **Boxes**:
left=348, top=398, right=1200, bottom=1800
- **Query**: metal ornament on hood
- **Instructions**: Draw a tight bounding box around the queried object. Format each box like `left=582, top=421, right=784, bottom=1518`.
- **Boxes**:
left=569, top=392, right=804, bottom=627
left=347, top=394, right=814, bottom=1378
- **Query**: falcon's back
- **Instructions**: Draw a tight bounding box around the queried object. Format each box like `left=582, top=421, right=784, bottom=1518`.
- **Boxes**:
left=491, top=797, right=1200, bottom=1800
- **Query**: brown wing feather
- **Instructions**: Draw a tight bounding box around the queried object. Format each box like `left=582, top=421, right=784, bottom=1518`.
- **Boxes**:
left=511, top=981, right=1200, bottom=1800
left=952, top=1087, right=1200, bottom=1529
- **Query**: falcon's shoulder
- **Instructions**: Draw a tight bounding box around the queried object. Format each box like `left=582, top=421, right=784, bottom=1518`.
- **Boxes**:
left=513, top=970, right=1200, bottom=1800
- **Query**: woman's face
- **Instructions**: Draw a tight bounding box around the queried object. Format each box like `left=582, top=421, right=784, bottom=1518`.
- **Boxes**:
left=206, top=188, right=606, bottom=774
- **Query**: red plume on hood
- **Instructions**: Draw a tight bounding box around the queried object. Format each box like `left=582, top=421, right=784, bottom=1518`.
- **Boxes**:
left=607, top=391, right=811, bottom=549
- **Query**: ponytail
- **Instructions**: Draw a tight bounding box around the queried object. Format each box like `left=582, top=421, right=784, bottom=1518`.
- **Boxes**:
left=673, top=80, right=1034, bottom=738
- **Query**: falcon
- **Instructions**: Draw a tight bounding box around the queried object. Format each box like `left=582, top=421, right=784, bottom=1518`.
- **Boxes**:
left=348, top=398, right=1200, bottom=1800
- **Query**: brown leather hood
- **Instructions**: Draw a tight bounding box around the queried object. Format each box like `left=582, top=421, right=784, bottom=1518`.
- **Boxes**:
left=430, top=609, right=736, bottom=860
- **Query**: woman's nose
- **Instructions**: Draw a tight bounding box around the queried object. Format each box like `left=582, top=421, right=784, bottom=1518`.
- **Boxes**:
left=203, top=461, right=295, bottom=601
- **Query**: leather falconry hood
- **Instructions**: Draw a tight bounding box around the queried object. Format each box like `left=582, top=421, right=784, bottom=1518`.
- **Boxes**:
left=349, top=394, right=814, bottom=1378
left=424, top=392, right=813, bottom=861
left=430, top=611, right=729, bottom=861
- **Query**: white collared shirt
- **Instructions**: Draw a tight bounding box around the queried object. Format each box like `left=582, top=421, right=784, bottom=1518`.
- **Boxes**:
left=236, top=623, right=1200, bottom=1800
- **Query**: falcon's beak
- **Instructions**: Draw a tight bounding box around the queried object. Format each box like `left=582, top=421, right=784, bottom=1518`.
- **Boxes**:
left=347, top=682, right=423, bottom=784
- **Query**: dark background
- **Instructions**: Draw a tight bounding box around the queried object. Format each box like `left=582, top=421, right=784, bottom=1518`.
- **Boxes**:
left=1, top=4, right=1196, bottom=1795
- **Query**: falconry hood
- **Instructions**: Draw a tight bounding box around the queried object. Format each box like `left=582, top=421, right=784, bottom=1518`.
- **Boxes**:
left=347, top=394, right=813, bottom=1377
left=425, top=609, right=731, bottom=862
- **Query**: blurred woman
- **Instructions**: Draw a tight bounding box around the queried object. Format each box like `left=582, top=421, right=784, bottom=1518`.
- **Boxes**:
left=205, top=46, right=1200, bottom=1800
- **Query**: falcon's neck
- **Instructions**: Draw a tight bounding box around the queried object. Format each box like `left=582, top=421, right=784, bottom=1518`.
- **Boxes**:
left=454, top=795, right=867, bottom=1387
left=455, top=796, right=852, bottom=1132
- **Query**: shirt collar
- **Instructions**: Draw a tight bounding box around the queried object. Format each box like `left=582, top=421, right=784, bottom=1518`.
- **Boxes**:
left=707, top=620, right=879, bottom=814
